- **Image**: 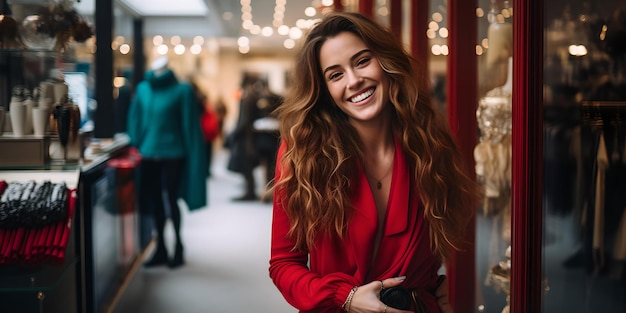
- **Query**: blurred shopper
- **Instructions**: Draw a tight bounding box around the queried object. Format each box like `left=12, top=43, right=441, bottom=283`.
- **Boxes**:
left=127, top=56, right=208, bottom=269
left=252, top=80, right=282, bottom=202
left=191, top=79, right=220, bottom=177
left=225, top=74, right=262, bottom=201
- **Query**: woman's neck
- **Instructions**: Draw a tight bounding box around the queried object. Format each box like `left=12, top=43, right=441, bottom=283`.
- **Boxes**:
left=360, top=125, right=394, bottom=166
left=354, top=112, right=394, bottom=158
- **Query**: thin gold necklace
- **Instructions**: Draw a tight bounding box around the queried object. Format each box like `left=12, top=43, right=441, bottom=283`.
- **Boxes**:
left=373, top=161, right=393, bottom=189
left=376, top=161, right=393, bottom=190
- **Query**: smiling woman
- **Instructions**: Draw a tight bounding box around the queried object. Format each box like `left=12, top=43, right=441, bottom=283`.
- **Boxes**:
left=269, top=11, right=480, bottom=313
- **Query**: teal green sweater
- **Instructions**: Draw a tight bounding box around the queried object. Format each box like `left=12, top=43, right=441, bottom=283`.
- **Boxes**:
left=127, top=69, right=207, bottom=210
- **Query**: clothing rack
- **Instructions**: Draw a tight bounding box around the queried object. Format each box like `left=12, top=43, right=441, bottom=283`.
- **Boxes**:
left=582, top=101, right=626, bottom=126
left=577, top=101, right=626, bottom=279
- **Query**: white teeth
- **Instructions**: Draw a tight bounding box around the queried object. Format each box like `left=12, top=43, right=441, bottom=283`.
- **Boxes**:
left=349, top=88, right=374, bottom=103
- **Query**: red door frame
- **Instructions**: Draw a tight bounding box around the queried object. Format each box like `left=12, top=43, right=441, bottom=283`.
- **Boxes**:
left=510, top=0, right=544, bottom=312
left=448, top=0, right=546, bottom=311
left=445, top=1, right=477, bottom=312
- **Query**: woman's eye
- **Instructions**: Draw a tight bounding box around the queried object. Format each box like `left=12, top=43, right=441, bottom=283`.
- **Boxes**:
left=328, top=72, right=342, bottom=80
left=356, top=57, right=371, bottom=66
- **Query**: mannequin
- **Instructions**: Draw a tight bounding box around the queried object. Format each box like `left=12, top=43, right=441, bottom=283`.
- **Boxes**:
left=475, top=1, right=514, bottom=279
left=127, top=57, right=208, bottom=268
left=479, top=2, right=513, bottom=98
left=150, top=56, right=169, bottom=76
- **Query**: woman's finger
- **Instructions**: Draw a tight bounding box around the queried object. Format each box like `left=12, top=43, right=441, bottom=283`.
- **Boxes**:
left=380, top=275, right=407, bottom=290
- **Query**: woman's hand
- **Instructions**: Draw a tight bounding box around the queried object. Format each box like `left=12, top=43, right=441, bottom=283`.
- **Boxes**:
left=347, top=277, right=413, bottom=313
left=434, top=277, right=454, bottom=313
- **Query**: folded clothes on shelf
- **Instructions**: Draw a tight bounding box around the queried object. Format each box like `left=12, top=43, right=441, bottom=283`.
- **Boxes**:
left=0, top=180, right=68, bottom=229
left=0, top=181, right=75, bottom=267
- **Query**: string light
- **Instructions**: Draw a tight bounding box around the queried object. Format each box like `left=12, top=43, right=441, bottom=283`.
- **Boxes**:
left=238, top=0, right=321, bottom=52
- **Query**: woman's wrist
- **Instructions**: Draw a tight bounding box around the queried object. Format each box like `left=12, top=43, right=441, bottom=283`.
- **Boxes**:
left=341, top=286, right=358, bottom=312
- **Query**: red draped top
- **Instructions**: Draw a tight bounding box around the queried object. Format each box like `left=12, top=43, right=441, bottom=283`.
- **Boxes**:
left=269, top=140, right=443, bottom=312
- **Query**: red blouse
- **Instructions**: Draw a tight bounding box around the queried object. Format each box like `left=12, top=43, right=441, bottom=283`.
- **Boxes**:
left=269, top=141, right=443, bottom=312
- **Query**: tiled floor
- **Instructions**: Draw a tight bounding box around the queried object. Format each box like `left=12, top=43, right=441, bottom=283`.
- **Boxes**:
left=112, top=150, right=296, bottom=313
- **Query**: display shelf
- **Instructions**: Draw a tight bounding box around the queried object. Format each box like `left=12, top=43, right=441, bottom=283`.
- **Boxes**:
left=0, top=256, right=78, bottom=292
left=0, top=134, right=52, bottom=167
left=0, top=49, right=61, bottom=56
left=0, top=169, right=80, bottom=189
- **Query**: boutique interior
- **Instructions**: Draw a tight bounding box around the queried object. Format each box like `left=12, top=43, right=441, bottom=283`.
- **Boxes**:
left=1, top=0, right=625, bottom=312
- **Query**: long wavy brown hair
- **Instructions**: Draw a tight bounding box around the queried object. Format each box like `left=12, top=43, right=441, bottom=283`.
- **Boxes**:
left=274, top=12, right=480, bottom=262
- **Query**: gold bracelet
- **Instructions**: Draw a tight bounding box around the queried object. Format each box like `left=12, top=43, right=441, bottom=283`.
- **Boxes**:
left=341, top=286, right=358, bottom=312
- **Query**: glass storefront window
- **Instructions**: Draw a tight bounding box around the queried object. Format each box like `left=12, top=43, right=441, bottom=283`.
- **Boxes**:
left=542, top=1, right=626, bottom=312
left=475, top=0, right=513, bottom=311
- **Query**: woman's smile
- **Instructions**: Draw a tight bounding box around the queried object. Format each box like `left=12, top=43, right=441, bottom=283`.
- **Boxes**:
left=348, top=87, right=376, bottom=104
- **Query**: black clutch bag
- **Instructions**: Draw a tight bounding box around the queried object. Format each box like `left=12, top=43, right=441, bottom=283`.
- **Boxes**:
left=380, top=286, right=427, bottom=312
left=380, top=286, right=412, bottom=310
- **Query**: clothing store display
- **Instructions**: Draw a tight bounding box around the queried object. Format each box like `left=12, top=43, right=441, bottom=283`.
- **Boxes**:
left=475, top=87, right=512, bottom=245
left=570, top=102, right=626, bottom=279
left=0, top=181, right=76, bottom=266
left=0, top=181, right=68, bottom=229
left=127, top=68, right=208, bottom=211
left=593, top=132, right=608, bottom=270
left=615, top=140, right=626, bottom=265
left=127, top=64, right=208, bottom=268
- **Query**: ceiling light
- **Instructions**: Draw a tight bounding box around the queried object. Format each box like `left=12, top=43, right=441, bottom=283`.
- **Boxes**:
left=288, top=27, right=302, bottom=40
left=153, top=35, right=163, bottom=45
left=193, top=36, right=204, bottom=45
left=119, top=0, right=208, bottom=16
left=283, top=38, right=295, bottom=49
left=262, top=26, right=274, bottom=37
left=174, top=44, right=185, bottom=55
left=157, top=44, right=168, bottom=55
left=277, top=25, right=290, bottom=35
left=237, top=36, right=250, bottom=47
left=119, top=44, right=131, bottom=54
left=239, top=46, right=250, bottom=54
left=190, top=44, right=202, bottom=55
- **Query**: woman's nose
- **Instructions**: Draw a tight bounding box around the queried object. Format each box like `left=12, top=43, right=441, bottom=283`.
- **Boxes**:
left=346, top=71, right=363, bottom=90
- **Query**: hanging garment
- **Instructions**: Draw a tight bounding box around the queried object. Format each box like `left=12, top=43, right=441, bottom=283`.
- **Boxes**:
left=593, top=132, right=608, bottom=272
left=613, top=136, right=626, bottom=262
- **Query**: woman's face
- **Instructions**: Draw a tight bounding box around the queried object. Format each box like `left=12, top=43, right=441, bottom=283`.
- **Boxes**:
left=319, top=31, right=390, bottom=125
